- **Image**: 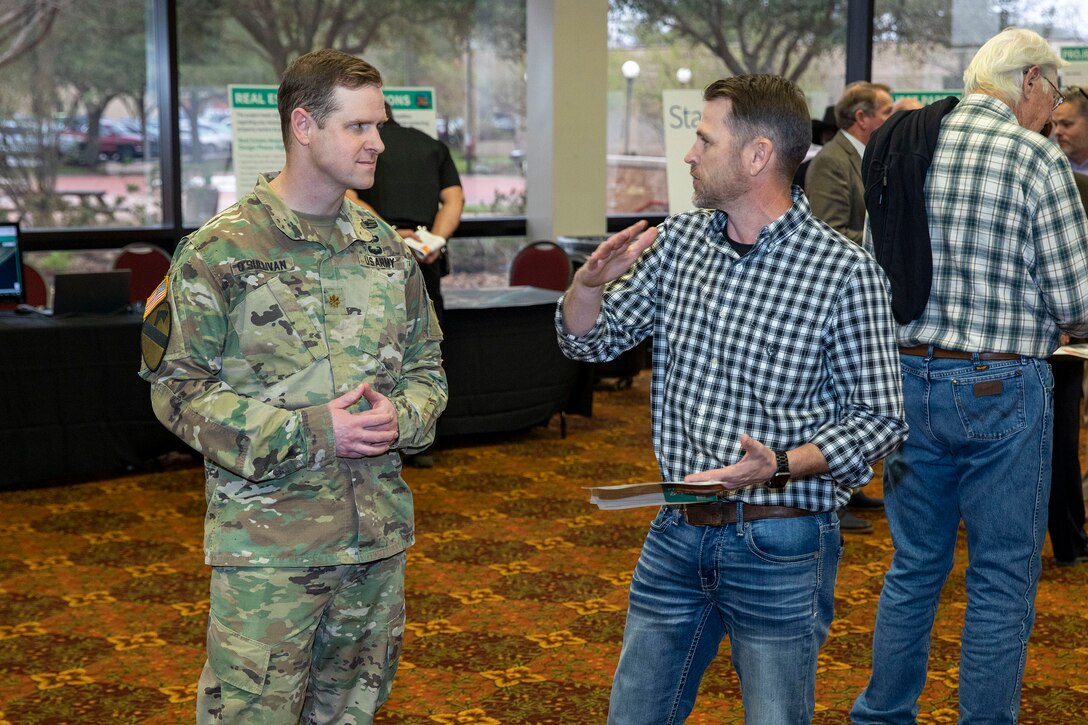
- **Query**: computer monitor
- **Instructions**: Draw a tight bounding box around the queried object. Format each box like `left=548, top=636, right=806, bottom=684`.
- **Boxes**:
left=0, top=221, right=24, bottom=304
left=51, top=269, right=131, bottom=316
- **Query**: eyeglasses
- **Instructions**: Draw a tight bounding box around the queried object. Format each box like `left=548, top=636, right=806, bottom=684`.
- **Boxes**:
left=1066, top=85, right=1088, bottom=104
left=1025, top=68, right=1065, bottom=111
left=1041, top=75, right=1065, bottom=111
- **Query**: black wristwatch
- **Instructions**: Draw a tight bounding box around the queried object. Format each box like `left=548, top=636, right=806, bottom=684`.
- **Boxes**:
left=767, top=450, right=790, bottom=489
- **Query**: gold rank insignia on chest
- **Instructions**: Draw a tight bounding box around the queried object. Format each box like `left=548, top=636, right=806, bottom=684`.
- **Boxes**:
left=328, top=294, right=341, bottom=308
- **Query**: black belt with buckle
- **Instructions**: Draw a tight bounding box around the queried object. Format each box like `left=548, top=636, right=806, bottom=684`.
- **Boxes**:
left=898, top=345, right=1021, bottom=361
left=682, top=501, right=815, bottom=526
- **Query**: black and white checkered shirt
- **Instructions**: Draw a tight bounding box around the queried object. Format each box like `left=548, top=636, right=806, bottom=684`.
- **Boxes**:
left=558, top=190, right=907, bottom=511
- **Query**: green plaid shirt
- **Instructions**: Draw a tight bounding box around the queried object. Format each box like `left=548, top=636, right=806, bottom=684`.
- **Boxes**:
left=897, top=94, right=1088, bottom=356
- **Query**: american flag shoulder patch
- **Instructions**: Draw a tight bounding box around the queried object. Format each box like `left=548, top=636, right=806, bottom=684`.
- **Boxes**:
left=144, top=276, right=168, bottom=320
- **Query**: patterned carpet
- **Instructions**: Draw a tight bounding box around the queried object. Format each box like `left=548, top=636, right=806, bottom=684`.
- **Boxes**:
left=1, top=372, right=1087, bottom=724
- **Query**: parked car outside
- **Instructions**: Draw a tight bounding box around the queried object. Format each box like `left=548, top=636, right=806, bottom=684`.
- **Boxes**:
left=0, top=118, right=47, bottom=167
left=193, top=120, right=231, bottom=154
left=139, top=116, right=232, bottom=157
left=436, top=116, right=464, bottom=148
left=58, top=118, right=144, bottom=163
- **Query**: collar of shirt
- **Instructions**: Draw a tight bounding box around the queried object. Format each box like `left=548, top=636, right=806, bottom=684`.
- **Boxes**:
left=840, top=128, right=866, bottom=157
left=705, top=187, right=815, bottom=259
left=254, top=173, right=376, bottom=252
left=954, top=93, right=1018, bottom=125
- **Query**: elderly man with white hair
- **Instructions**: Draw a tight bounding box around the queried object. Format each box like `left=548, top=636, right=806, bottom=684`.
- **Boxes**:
left=852, top=27, right=1088, bottom=724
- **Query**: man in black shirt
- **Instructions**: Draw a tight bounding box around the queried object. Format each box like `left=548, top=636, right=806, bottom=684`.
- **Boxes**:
left=350, top=102, right=464, bottom=467
left=350, top=102, right=464, bottom=326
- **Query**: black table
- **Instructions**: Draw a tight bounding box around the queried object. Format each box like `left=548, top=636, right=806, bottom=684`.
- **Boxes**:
left=437, top=286, right=592, bottom=437
left=0, top=310, right=187, bottom=489
left=1, top=287, right=591, bottom=488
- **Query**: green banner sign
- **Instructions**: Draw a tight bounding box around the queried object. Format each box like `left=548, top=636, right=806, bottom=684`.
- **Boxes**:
left=1061, top=47, right=1088, bottom=63
left=383, top=88, right=434, bottom=111
left=892, top=91, right=963, bottom=104
left=231, top=87, right=278, bottom=108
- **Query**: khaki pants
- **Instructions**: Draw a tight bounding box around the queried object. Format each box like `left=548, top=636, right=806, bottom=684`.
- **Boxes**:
left=197, top=553, right=406, bottom=724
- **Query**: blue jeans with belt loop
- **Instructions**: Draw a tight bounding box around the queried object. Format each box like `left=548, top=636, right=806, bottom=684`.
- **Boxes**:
left=852, top=352, right=1053, bottom=724
left=607, top=504, right=841, bottom=724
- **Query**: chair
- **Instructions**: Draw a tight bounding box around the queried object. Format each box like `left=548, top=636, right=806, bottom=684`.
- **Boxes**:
left=113, top=244, right=171, bottom=304
left=509, top=240, right=572, bottom=291
left=0, top=263, right=47, bottom=310
left=23, top=263, right=46, bottom=307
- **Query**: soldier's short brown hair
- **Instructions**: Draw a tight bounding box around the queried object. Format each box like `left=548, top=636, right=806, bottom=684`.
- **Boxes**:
left=278, top=49, right=383, bottom=148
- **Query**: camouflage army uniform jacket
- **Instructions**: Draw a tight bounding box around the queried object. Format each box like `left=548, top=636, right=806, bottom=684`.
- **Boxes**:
left=140, top=174, right=447, bottom=567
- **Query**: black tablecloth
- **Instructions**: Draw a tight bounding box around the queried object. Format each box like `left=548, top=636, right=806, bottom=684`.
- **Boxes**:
left=437, top=286, right=592, bottom=437
left=0, top=310, right=187, bottom=489
left=1, top=287, right=591, bottom=488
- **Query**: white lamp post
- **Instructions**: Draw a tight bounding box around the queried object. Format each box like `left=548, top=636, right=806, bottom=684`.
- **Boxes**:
left=676, top=67, right=692, bottom=87
left=621, top=60, right=641, bottom=155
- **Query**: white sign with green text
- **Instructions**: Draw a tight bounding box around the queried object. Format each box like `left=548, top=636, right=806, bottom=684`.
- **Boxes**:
left=228, top=85, right=285, bottom=199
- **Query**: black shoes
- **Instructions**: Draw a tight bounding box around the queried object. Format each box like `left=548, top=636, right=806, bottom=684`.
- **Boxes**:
left=839, top=490, right=882, bottom=533
left=838, top=509, right=874, bottom=534
left=1054, top=542, right=1088, bottom=567
left=848, top=491, right=885, bottom=509
left=404, top=452, right=436, bottom=468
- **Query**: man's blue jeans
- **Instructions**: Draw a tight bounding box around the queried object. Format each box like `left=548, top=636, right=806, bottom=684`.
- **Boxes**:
left=852, top=354, right=1053, bottom=724
left=607, top=505, right=842, bottom=724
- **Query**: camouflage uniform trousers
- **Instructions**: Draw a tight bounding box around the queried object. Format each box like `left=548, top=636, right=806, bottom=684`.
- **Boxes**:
left=197, top=552, right=406, bottom=724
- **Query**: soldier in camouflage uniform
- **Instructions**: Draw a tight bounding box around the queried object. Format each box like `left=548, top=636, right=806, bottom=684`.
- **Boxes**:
left=139, top=49, right=447, bottom=724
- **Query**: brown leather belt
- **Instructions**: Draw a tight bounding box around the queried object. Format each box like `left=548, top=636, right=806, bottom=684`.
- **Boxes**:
left=681, top=501, right=814, bottom=526
left=898, top=344, right=1020, bottom=361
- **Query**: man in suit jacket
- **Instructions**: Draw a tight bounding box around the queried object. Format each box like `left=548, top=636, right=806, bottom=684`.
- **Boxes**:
left=804, top=81, right=894, bottom=244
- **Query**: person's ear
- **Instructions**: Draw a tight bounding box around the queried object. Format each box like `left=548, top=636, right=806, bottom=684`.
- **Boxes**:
left=1024, top=65, right=1039, bottom=90
left=747, top=137, right=773, bottom=176
left=290, top=108, right=314, bottom=146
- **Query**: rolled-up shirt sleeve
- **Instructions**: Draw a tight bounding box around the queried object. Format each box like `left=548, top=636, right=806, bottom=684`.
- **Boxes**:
left=810, top=259, right=908, bottom=487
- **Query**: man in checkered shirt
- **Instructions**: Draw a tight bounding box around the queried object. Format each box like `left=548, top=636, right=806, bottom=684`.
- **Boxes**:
left=556, top=75, right=906, bottom=724
left=852, top=29, right=1088, bottom=725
